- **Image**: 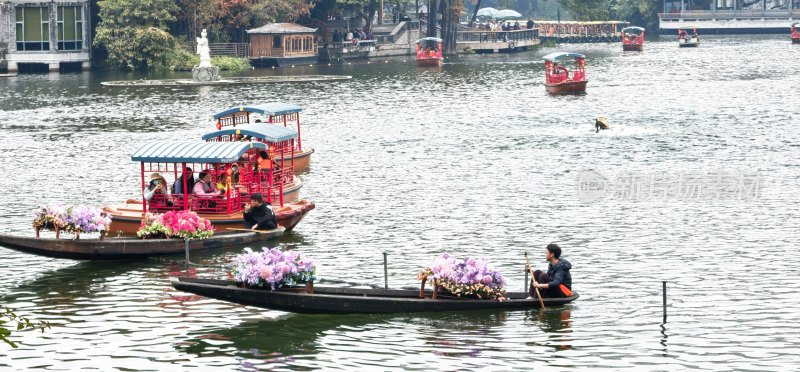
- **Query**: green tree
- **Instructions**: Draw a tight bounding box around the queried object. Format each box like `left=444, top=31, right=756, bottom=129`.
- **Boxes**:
left=93, top=0, right=179, bottom=70
left=558, top=0, right=609, bottom=20
left=1, top=307, right=51, bottom=349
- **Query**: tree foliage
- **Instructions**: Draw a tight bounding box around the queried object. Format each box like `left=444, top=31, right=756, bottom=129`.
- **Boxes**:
left=558, top=0, right=609, bottom=20
left=1, top=306, right=51, bottom=349
left=94, top=0, right=179, bottom=70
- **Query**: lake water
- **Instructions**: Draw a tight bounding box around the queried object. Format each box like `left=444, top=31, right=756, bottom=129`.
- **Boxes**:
left=1, top=35, right=798, bottom=370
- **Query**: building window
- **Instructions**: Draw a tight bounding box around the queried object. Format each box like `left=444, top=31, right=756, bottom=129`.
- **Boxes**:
left=15, top=7, right=50, bottom=51
left=58, top=6, right=84, bottom=50
left=273, top=36, right=282, bottom=48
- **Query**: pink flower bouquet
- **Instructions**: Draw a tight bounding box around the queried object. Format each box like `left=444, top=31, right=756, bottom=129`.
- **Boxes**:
left=136, top=211, right=214, bottom=239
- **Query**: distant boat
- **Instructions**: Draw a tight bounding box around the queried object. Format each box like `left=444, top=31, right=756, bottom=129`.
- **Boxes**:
left=678, top=26, right=699, bottom=47
left=622, top=26, right=645, bottom=51
left=542, top=52, right=588, bottom=94
left=415, top=37, right=443, bottom=67
left=791, top=22, right=800, bottom=44
left=170, top=276, right=580, bottom=314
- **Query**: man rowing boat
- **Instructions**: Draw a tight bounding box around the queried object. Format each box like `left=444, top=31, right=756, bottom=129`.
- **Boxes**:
left=529, top=243, right=573, bottom=298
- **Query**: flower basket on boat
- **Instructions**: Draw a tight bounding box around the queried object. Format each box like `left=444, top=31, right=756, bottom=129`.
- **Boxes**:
left=417, top=253, right=506, bottom=300
left=136, top=211, right=214, bottom=240
left=232, top=248, right=317, bottom=291
left=32, top=204, right=110, bottom=239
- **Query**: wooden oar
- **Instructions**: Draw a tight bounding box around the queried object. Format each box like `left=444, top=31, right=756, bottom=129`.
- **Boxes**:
left=524, top=252, right=546, bottom=310
left=226, top=228, right=275, bottom=234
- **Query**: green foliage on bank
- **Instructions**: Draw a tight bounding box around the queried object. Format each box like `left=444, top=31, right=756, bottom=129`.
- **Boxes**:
left=94, top=0, right=179, bottom=70
left=1, top=306, right=51, bottom=348
left=167, top=48, right=251, bottom=71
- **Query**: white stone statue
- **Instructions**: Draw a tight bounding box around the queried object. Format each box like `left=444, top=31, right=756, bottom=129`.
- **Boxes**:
left=196, top=29, right=212, bottom=68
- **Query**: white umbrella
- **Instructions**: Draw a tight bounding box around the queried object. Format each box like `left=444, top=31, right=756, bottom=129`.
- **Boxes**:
left=476, top=7, right=499, bottom=17
left=417, top=5, right=428, bottom=14
left=495, top=9, right=522, bottom=19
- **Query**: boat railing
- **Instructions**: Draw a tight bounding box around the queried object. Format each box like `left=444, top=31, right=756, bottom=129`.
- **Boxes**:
left=456, top=29, right=538, bottom=43
left=148, top=192, right=243, bottom=215
left=218, top=114, right=250, bottom=128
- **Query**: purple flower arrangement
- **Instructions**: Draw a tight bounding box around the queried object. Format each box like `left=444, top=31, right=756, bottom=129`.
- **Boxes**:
left=417, top=253, right=507, bottom=300
left=32, top=204, right=111, bottom=237
left=232, top=248, right=317, bottom=290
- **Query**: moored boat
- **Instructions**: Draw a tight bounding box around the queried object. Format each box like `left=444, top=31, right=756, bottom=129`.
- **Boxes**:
left=105, top=140, right=314, bottom=236
left=792, top=23, right=800, bottom=44
left=170, top=277, right=579, bottom=314
left=415, top=37, right=443, bottom=67
left=212, top=103, right=314, bottom=172
left=543, top=52, right=588, bottom=94
left=622, top=26, right=645, bottom=51
left=678, top=26, right=699, bottom=47
left=0, top=229, right=284, bottom=260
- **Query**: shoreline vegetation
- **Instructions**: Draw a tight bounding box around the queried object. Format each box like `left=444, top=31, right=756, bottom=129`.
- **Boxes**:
left=167, top=48, right=251, bottom=72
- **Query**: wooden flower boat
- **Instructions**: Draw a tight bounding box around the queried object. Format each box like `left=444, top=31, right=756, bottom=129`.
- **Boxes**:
left=791, top=23, right=800, bottom=44
left=678, top=26, right=699, bottom=48
left=212, top=103, right=314, bottom=172
left=0, top=228, right=283, bottom=260
left=543, top=52, right=588, bottom=94
left=622, top=26, right=645, bottom=51
left=170, top=277, right=580, bottom=314
left=105, top=141, right=314, bottom=236
left=415, top=37, right=443, bottom=68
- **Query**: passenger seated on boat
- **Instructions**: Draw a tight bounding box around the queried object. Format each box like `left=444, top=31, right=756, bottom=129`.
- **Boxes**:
left=193, top=170, right=221, bottom=209
left=172, top=167, right=195, bottom=198
left=243, top=193, right=277, bottom=231
left=143, top=173, right=172, bottom=209
left=529, top=243, right=573, bottom=298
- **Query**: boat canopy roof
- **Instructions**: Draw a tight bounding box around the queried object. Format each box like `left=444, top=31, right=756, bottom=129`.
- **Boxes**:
left=542, top=52, right=586, bottom=62
left=793, top=22, right=799, bottom=27
left=213, top=103, right=303, bottom=119
left=622, top=26, right=645, bottom=32
left=131, top=141, right=268, bottom=163
left=201, top=123, right=298, bottom=143
left=417, top=37, right=442, bottom=42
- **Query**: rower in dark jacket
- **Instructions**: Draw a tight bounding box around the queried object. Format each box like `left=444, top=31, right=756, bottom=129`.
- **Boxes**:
left=529, top=243, right=573, bottom=298
left=242, top=193, right=277, bottom=230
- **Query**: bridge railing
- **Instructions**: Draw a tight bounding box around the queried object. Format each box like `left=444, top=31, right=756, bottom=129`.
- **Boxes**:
left=209, top=43, right=249, bottom=57
left=659, top=10, right=800, bottom=19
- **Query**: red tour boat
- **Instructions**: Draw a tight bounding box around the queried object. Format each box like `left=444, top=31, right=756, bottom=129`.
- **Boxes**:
left=415, top=37, right=443, bottom=67
left=543, top=52, right=588, bottom=95
left=791, top=23, right=799, bottom=44
left=212, top=103, right=314, bottom=172
left=678, top=26, right=699, bottom=48
left=622, top=26, right=645, bottom=51
left=104, top=139, right=314, bottom=236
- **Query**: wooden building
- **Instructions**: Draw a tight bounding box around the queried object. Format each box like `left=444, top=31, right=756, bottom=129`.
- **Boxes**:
left=247, top=23, right=318, bottom=68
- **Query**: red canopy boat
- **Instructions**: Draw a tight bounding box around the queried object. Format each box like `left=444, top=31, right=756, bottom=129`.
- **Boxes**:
left=791, top=23, right=799, bottom=44
left=104, top=139, right=314, bottom=236
left=622, top=26, right=645, bottom=51
left=543, top=52, right=588, bottom=94
left=415, top=37, right=443, bottom=67
left=678, top=26, right=699, bottom=48
left=212, top=103, right=314, bottom=172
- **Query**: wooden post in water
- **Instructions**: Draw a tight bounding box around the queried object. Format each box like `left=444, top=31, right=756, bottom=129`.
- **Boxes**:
left=524, top=267, right=529, bottom=293
left=185, top=238, right=190, bottom=277
left=383, top=252, right=388, bottom=289
left=662, top=281, right=667, bottom=323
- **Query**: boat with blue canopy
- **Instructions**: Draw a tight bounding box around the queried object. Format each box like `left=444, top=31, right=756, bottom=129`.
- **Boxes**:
left=416, top=37, right=443, bottom=67
left=678, top=26, right=699, bottom=47
left=542, top=52, right=588, bottom=94
left=622, top=26, right=645, bottom=51
left=211, top=103, right=314, bottom=171
left=103, top=140, right=315, bottom=236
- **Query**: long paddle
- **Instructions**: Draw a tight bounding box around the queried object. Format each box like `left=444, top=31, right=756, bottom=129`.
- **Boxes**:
left=524, top=252, right=546, bottom=310
left=226, top=228, right=276, bottom=234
